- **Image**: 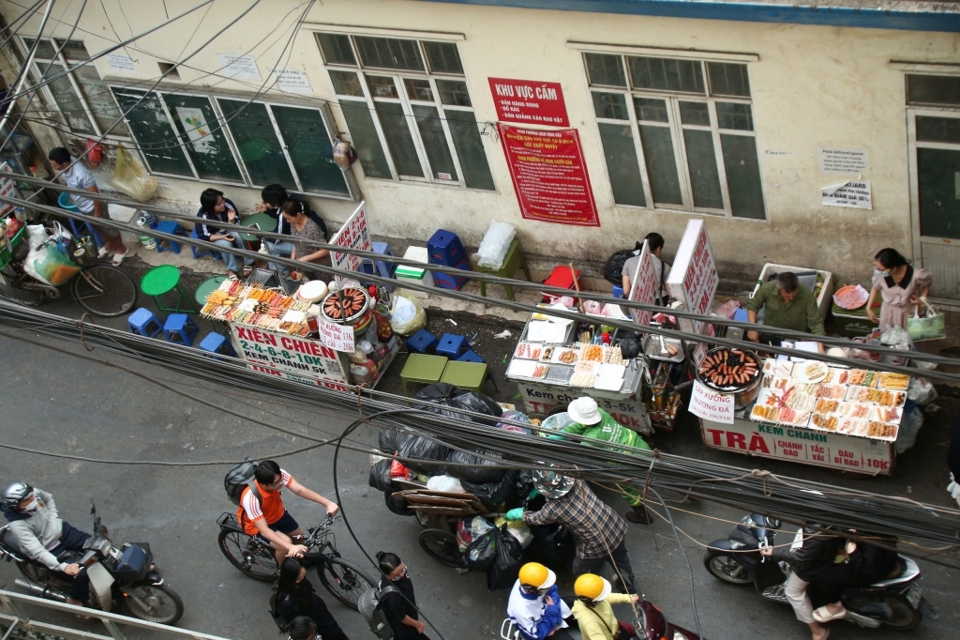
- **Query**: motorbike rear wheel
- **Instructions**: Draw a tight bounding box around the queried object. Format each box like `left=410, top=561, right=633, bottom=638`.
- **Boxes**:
left=217, top=529, right=279, bottom=582
left=879, top=594, right=922, bottom=631
left=316, top=557, right=376, bottom=611
left=123, top=583, right=184, bottom=625
left=703, top=552, right=752, bottom=585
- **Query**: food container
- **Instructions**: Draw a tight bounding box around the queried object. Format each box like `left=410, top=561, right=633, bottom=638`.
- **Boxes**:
left=297, top=280, right=328, bottom=303
left=320, top=287, right=372, bottom=334
left=642, top=334, right=684, bottom=363
left=695, top=346, right=763, bottom=410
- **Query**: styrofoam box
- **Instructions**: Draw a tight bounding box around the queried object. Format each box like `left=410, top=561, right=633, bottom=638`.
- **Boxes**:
left=107, top=203, right=142, bottom=244
left=749, top=263, right=834, bottom=318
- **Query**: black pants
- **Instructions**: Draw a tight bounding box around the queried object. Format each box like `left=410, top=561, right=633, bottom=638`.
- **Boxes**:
left=571, top=540, right=638, bottom=594
left=46, top=522, right=91, bottom=602
left=808, top=564, right=872, bottom=607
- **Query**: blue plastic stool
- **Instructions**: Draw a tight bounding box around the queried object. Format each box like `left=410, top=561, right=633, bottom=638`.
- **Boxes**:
left=128, top=308, right=163, bottom=338
left=163, top=313, right=199, bottom=346
left=155, top=220, right=184, bottom=255
left=198, top=332, right=236, bottom=356
left=373, top=242, right=396, bottom=277
left=435, top=333, right=466, bottom=359
left=406, top=328, right=438, bottom=354
left=427, top=229, right=467, bottom=267
left=612, top=285, right=624, bottom=299
left=190, top=227, right=222, bottom=261
left=456, top=349, right=484, bottom=363
left=68, top=217, right=104, bottom=249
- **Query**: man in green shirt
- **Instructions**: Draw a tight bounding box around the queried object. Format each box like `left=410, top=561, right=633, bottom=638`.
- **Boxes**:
left=746, top=272, right=825, bottom=347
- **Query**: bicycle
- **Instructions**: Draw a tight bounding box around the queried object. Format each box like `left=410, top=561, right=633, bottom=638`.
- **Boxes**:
left=216, top=513, right=376, bottom=611
left=0, top=219, right=137, bottom=317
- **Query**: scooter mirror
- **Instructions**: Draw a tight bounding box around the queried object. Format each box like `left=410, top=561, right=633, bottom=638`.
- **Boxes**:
left=764, top=517, right=782, bottom=529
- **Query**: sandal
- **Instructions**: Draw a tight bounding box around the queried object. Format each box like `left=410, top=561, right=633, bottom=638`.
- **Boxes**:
left=111, top=250, right=127, bottom=267
left=813, top=605, right=846, bottom=623
left=241, top=265, right=253, bottom=278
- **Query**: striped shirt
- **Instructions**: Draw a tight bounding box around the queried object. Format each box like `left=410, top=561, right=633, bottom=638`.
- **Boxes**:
left=523, top=480, right=626, bottom=560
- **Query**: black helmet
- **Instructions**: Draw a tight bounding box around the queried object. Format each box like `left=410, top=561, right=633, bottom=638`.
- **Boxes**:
left=1, top=482, right=32, bottom=508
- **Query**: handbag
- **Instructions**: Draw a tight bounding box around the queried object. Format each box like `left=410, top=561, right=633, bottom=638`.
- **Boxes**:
left=907, top=298, right=945, bottom=342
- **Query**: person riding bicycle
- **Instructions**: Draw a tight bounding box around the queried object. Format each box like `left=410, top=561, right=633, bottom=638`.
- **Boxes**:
left=0, top=482, right=92, bottom=607
left=237, top=460, right=339, bottom=564
left=571, top=573, right=639, bottom=640
left=276, top=556, right=349, bottom=640
left=507, top=562, right=573, bottom=640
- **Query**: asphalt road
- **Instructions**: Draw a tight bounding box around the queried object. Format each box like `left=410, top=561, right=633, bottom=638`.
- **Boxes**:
left=0, top=328, right=957, bottom=640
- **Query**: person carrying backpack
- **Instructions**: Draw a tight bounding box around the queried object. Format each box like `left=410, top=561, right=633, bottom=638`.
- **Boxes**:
left=376, top=551, right=429, bottom=639
left=274, top=556, right=350, bottom=640
left=233, top=460, right=339, bottom=564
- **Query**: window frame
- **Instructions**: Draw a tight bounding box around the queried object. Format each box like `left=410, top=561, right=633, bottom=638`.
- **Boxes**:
left=584, top=51, right=766, bottom=220
left=109, top=84, right=359, bottom=200
left=316, top=31, right=495, bottom=191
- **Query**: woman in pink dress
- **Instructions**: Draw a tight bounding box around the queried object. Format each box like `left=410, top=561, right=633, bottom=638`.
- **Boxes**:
left=866, top=248, right=931, bottom=331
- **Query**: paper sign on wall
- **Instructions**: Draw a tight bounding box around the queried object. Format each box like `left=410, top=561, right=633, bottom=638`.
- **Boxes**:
left=488, top=78, right=569, bottom=127
left=217, top=53, right=262, bottom=81
left=818, top=148, right=869, bottom=174
left=269, top=67, right=314, bottom=94
left=316, top=318, right=356, bottom=352
left=106, top=54, right=136, bottom=73
left=689, top=381, right=735, bottom=424
left=822, top=180, right=872, bottom=210
left=175, top=107, right=213, bottom=154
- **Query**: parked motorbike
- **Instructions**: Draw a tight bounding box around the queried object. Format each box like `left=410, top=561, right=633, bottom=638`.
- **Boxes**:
left=500, top=597, right=701, bottom=640
left=0, top=500, right=184, bottom=625
left=704, top=513, right=925, bottom=630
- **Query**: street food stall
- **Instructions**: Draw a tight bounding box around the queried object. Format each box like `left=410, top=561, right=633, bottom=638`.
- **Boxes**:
left=693, top=346, right=907, bottom=475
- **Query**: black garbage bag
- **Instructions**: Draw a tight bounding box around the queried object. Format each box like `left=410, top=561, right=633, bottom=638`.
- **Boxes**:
left=413, top=383, right=502, bottom=424
left=446, top=449, right=507, bottom=484
left=378, top=429, right=413, bottom=455
left=368, top=459, right=393, bottom=492
left=398, top=435, right=449, bottom=475
left=460, top=472, right=516, bottom=507
left=465, top=529, right=498, bottom=570
left=486, top=525, right=526, bottom=590
left=525, top=524, right=576, bottom=568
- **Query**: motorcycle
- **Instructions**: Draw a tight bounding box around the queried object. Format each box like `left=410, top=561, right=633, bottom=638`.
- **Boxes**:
left=500, top=597, right=702, bottom=640
left=704, top=513, right=925, bottom=631
left=0, top=500, right=184, bottom=625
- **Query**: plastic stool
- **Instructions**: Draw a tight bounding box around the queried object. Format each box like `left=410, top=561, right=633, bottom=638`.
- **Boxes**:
left=58, top=192, right=103, bottom=249
left=406, top=328, right=438, bottom=354
left=435, top=333, right=466, bottom=359
left=400, top=354, right=447, bottom=395
left=478, top=239, right=531, bottom=301
left=198, top=332, right=236, bottom=356
left=163, top=313, right=199, bottom=347
left=155, top=220, right=184, bottom=254
left=456, top=349, right=484, bottom=363
left=427, top=229, right=467, bottom=267
left=612, top=285, right=624, bottom=299
left=373, top=242, right=396, bottom=277
left=440, top=361, right=493, bottom=393
left=190, top=227, right=222, bottom=261
left=127, top=308, right=163, bottom=338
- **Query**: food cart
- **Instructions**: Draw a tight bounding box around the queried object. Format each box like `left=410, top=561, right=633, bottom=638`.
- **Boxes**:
left=504, top=305, right=652, bottom=433
left=694, top=349, right=907, bottom=475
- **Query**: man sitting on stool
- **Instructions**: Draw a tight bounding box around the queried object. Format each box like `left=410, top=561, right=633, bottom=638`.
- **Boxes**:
left=746, top=272, right=825, bottom=350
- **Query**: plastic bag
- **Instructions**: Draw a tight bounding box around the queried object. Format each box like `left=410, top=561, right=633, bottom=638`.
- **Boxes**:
left=368, top=458, right=393, bottom=492
left=456, top=516, right=495, bottom=551
left=85, top=139, right=103, bottom=168
left=907, top=299, right=945, bottom=342
left=426, top=475, right=464, bottom=493
left=714, top=299, right=740, bottom=320
left=390, top=291, right=426, bottom=335
left=460, top=474, right=515, bottom=507
left=477, top=221, right=516, bottom=269
left=109, top=144, right=158, bottom=202
left=540, top=411, right=574, bottom=434
left=398, top=435, right=449, bottom=475
left=378, top=429, right=413, bottom=455
left=413, top=383, right=502, bottom=424
left=446, top=448, right=506, bottom=484
left=390, top=460, right=409, bottom=480
left=485, top=525, right=526, bottom=590
left=880, top=326, right=913, bottom=367
left=895, top=403, right=924, bottom=454
left=496, top=410, right=532, bottom=435
left=465, top=530, right=499, bottom=569
left=34, top=241, right=80, bottom=286
left=907, top=377, right=938, bottom=407
left=494, top=517, right=534, bottom=549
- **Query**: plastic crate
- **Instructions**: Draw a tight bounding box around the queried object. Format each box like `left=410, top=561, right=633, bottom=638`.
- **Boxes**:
left=749, top=263, right=834, bottom=318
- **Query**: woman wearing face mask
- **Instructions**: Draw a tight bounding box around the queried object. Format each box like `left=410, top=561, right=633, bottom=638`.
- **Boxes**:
left=866, top=248, right=931, bottom=331
left=377, top=551, right=430, bottom=639
left=275, top=556, right=350, bottom=640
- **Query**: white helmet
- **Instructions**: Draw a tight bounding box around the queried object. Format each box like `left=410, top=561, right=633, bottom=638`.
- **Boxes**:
left=1, top=482, right=32, bottom=508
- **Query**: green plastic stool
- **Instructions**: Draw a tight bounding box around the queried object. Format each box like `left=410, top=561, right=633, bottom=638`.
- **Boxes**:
left=478, top=239, right=531, bottom=301
left=440, top=360, right=496, bottom=393
left=400, top=354, right=447, bottom=396
left=195, top=275, right=227, bottom=308
left=141, top=265, right=197, bottom=313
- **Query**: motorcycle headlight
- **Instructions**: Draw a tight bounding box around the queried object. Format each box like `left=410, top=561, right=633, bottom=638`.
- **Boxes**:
left=672, top=631, right=689, bottom=640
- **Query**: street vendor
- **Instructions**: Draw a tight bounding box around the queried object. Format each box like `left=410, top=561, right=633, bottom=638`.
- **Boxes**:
left=280, top=199, right=331, bottom=283
left=746, top=272, right=825, bottom=350
left=867, top=248, right=932, bottom=332
left=551, top=397, right=652, bottom=525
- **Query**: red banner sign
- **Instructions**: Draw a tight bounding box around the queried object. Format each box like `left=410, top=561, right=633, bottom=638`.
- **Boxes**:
left=498, top=125, right=599, bottom=227
left=488, top=78, right=568, bottom=126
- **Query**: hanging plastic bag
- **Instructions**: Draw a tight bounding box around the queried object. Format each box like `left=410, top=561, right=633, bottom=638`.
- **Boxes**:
left=895, top=403, right=924, bottom=454
left=109, top=144, right=158, bottom=202
left=389, top=291, right=426, bottom=335
left=907, top=377, right=938, bottom=407
left=907, top=298, right=946, bottom=342
left=85, top=139, right=103, bottom=168
left=33, top=240, right=80, bottom=286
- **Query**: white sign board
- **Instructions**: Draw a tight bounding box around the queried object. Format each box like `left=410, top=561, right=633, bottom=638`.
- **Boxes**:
left=230, top=325, right=346, bottom=385
left=106, top=54, right=136, bottom=73
left=818, top=148, right=869, bottom=174
left=330, top=202, right=372, bottom=275
left=216, top=53, right=262, bottom=81
left=689, top=381, right=735, bottom=424
left=513, top=380, right=650, bottom=431
left=269, top=67, right=314, bottom=94
left=315, top=317, right=356, bottom=353
left=822, top=180, right=872, bottom=210
left=666, top=220, right=718, bottom=364
left=627, top=241, right=657, bottom=327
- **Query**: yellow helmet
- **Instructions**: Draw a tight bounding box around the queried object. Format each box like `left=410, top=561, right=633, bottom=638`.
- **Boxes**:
left=518, top=563, right=555, bottom=590
left=575, top=574, right=611, bottom=602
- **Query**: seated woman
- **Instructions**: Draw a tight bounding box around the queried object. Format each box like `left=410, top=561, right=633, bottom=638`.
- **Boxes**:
left=195, top=188, right=253, bottom=278
left=280, top=199, right=330, bottom=283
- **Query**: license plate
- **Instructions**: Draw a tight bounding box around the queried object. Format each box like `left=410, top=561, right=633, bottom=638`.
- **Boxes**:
left=905, top=583, right=922, bottom=609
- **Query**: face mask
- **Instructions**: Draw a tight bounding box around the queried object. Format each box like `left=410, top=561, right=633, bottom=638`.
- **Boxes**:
left=21, top=498, right=38, bottom=513
left=391, top=567, right=408, bottom=581
left=875, top=267, right=892, bottom=278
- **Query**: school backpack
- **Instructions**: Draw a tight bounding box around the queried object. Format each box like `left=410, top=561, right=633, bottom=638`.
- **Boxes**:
left=268, top=588, right=289, bottom=633
left=603, top=242, right=643, bottom=285
left=357, top=582, right=399, bottom=639
left=224, top=459, right=261, bottom=506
